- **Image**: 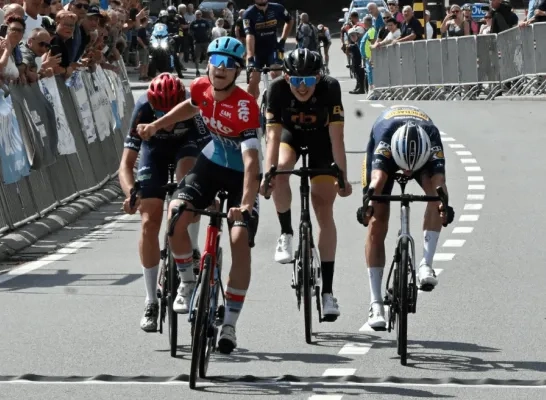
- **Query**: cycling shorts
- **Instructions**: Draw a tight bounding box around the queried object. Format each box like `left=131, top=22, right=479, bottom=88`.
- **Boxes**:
left=319, top=36, right=331, bottom=47
left=254, top=49, right=283, bottom=69
left=361, top=131, right=446, bottom=196
left=174, top=155, right=260, bottom=230
left=281, top=128, right=336, bottom=184
left=137, top=139, right=200, bottom=200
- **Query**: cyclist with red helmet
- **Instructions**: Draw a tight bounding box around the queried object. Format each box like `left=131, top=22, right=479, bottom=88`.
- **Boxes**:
left=119, top=73, right=211, bottom=333
left=137, top=37, right=261, bottom=354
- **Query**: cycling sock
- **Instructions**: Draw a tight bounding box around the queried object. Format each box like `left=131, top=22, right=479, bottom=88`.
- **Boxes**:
left=321, top=261, right=335, bottom=295
left=278, top=210, right=293, bottom=235
left=142, top=265, right=159, bottom=304
left=422, top=230, right=440, bottom=267
left=174, top=252, right=195, bottom=282
left=368, top=267, right=384, bottom=305
left=188, top=221, right=200, bottom=252
left=224, top=287, right=246, bottom=327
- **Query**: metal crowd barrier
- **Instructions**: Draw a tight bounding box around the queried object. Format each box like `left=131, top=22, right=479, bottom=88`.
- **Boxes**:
left=369, top=22, right=546, bottom=100
left=0, top=60, right=135, bottom=235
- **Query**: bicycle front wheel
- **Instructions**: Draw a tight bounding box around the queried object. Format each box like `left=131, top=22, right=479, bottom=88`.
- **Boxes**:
left=260, top=91, right=267, bottom=144
left=397, top=237, right=409, bottom=365
left=167, top=251, right=178, bottom=357
left=301, top=222, right=313, bottom=344
left=189, top=254, right=212, bottom=389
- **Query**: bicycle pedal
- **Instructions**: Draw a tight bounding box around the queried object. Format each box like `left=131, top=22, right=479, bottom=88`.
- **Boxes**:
left=419, top=284, right=435, bottom=292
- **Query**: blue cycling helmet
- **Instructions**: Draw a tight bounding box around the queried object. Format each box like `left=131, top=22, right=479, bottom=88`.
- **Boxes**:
left=207, top=37, right=245, bottom=67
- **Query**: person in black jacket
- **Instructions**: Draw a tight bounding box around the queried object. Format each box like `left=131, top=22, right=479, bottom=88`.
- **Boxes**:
left=490, top=0, right=518, bottom=33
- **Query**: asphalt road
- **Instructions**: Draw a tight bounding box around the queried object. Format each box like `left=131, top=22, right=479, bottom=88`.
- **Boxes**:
left=1, top=39, right=545, bottom=400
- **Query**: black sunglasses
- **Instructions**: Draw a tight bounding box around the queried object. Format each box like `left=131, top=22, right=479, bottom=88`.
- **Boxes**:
left=38, top=41, right=51, bottom=48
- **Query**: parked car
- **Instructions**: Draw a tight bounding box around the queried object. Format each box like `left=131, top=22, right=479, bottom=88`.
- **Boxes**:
left=198, top=0, right=240, bottom=18
left=338, top=0, right=388, bottom=23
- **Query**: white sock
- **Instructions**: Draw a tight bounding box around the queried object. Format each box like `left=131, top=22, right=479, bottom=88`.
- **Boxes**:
left=142, top=265, right=159, bottom=304
left=422, top=230, right=440, bottom=267
left=368, top=267, right=384, bottom=305
left=188, top=221, right=200, bottom=252
left=174, top=252, right=195, bottom=282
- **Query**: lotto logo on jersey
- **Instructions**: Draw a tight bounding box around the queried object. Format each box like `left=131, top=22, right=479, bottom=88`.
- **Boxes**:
left=238, top=100, right=250, bottom=122
left=201, top=115, right=234, bottom=135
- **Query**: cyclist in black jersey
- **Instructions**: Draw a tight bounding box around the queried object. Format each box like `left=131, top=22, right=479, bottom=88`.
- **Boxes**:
left=119, top=74, right=211, bottom=333
left=260, top=48, right=352, bottom=321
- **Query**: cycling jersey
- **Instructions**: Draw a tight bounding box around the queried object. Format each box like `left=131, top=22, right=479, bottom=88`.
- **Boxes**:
left=189, top=77, right=262, bottom=172
left=318, top=27, right=331, bottom=41
left=363, top=105, right=445, bottom=194
left=124, top=93, right=211, bottom=199
left=266, top=75, right=344, bottom=180
left=243, top=3, right=291, bottom=49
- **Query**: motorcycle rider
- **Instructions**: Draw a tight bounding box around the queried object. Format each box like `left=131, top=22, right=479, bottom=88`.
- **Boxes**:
left=166, top=5, right=187, bottom=71
left=150, top=12, right=185, bottom=79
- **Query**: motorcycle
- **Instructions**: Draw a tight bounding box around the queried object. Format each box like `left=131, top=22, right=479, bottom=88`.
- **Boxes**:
left=148, top=23, right=183, bottom=78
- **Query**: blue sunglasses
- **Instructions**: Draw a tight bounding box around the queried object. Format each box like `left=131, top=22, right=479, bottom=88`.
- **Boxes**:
left=209, top=54, right=240, bottom=69
left=288, top=76, right=317, bottom=87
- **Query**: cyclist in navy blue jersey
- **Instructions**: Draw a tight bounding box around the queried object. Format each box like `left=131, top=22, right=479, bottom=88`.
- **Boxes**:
left=119, top=73, right=211, bottom=333
left=243, top=0, right=293, bottom=99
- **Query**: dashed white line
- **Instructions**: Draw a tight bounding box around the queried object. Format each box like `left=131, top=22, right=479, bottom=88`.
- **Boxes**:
left=442, top=137, right=455, bottom=142
left=322, top=368, right=357, bottom=377
left=467, top=194, right=485, bottom=200
left=453, top=227, right=474, bottom=234
left=468, top=184, right=486, bottom=190
left=464, top=204, right=483, bottom=210
left=459, top=214, right=480, bottom=222
left=443, top=239, right=466, bottom=247
left=468, top=176, right=484, bottom=182
left=370, top=103, right=385, bottom=108
left=456, top=151, right=472, bottom=156
left=338, top=343, right=372, bottom=355
left=449, top=143, right=465, bottom=148
left=461, top=158, right=477, bottom=164
left=465, top=166, right=482, bottom=172
left=433, top=253, right=455, bottom=261
left=309, top=396, right=344, bottom=400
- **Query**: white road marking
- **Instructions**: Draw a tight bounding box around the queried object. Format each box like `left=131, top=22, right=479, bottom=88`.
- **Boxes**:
left=338, top=343, right=372, bottom=355
left=443, top=239, right=466, bottom=247
left=468, top=184, right=486, bottom=190
left=453, top=227, right=474, bottom=234
left=467, top=194, right=485, bottom=200
left=465, top=166, right=482, bottom=172
left=440, top=131, right=447, bottom=136
left=464, top=204, right=483, bottom=210
left=468, top=176, right=484, bottom=182
left=309, top=396, right=344, bottom=400
left=456, top=151, right=472, bottom=156
left=461, top=158, right=477, bottom=164
left=442, top=137, right=455, bottom=141
left=370, top=103, right=385, bottom=108
left=433, top=253, right=455, bottom=261
left=459, top=214, right=480, bottom=222
left=448, top=143, right=465, bottom=148
left=322, top=368, right=356, bottom=377
left=0, top=214, right=134, bottom=285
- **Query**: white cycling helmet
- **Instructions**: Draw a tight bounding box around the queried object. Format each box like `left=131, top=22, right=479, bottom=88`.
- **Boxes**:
left=348, top=26, right=364, bottom=37
left=390, top=122, right=432, bottom=172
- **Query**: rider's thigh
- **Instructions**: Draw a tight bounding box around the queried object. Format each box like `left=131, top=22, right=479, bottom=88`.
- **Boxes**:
left=310, top=177, right=337, bottom=215
left=175, top=156, right=196, bottom=182
left=140, top=198, right=164, bottom=234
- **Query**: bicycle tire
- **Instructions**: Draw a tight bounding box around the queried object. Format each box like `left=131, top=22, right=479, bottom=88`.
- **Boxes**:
left=302, top=222, right=313, bottom=344
left=189, top=254, right=212, bottom=389
left=168, top=251, right=178, bottom=357
left=397, top=237, right=409, bottom=365
left=158, top=259, right=167, bottom=335
left=199, top=247, right=222, bottom=378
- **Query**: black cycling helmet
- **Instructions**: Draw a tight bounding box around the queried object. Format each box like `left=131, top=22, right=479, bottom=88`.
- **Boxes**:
left=167, top=5, right=176, bottom=13
left=283, top=49, right=322, bottom=76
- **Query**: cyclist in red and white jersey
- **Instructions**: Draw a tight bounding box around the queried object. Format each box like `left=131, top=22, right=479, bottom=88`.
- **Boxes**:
left=137, top=37, right=261, bottom=354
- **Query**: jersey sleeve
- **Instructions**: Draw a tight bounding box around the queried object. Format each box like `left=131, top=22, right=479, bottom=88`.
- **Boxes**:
left=239, top=95, right=261, bottom=154
left=124, top=95, right=150, bottom=152
left=242, top=9, right=255, bottom=36
left=370, top=133, right=393, bottom=173
left=189, top=77, right=207, bottom=107
left=327, top=78, right=344, bottom=125
left=278, top=4, right=292, bottom=23
left=427, top=125, right=446, bottom=175
left=265, top=78, right=283, bottom=126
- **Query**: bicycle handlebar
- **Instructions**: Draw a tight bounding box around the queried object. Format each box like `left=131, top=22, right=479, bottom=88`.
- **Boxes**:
left=262, top=163, right=345, bottom=200
left=168, top=202, right=256, bottom=248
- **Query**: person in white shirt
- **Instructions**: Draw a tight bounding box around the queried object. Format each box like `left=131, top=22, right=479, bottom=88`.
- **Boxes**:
left=23, top=0, right=43, bottom=41
left=211, top=17, right=227, bottom=39
left=425, top=10, right=434, bottom=39
left=371, top=17, right=401, bottom=47
left=184, top=3, right=195, bottom=24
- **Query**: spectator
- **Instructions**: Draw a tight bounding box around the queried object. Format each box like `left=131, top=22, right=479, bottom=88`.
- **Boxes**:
left=0, top=16, right=25, bottom=82
left=489, top=0, right=518, bottom=33
left=347, top=26, right=365, bottom=94
left=396, top=5, right=423, bottom=42
left=22, top=0, right=43, bottom=41
left=184, top=3, right=196, bottom=24
left=367, top=3, right=385, bottom=32
left=19, top=27, right=58, bottom=82
left=440, top=5, right=469, bottom=37
left=461, top=4, right=479, bottom=34
left=424, top=10, right=435, bottom=39
left=41, top=0, right=57, bottom=35
left=377, top=10, right=391, bottom=40
left=521, top=0, right=545, bottom=25
left=189, top=9, right=210, bottom=77
left=526, top=0, right=539, bottom=21
left=79, top=4, right=102, bottom=66
left=211, top=17, right=226, bottom=39
left=296, top=12, right=318, bottom=51
left=222, top=3, right=233, bottom=29
left=67, top=0, right=90, bottom=62
left=135, top=16, right=148, bottom=80
left=50, top=10, right=77, bottom=78
left=386, top=0, right=404, bottom=24
left=233, top=8, right=245, bottom=41
left=372, top=17, right=401, bottom=47
left=480, top=11, right=493, bottom=33
left=360, top=15, right=375, bottom=92
left=2, top=3, right=25, bottom=78
left=0, top=0, right=5, bottom=25
left=49, top=0, right=62, bottom=18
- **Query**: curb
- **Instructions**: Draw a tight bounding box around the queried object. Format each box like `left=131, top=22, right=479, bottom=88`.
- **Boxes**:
left=0, top=180, right=123, bottom=262
left=495, top=95, right=546, bottom=101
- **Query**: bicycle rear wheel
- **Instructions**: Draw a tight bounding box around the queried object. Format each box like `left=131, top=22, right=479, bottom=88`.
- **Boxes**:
left=397, top=237, right=409, bottom=365
left=189, top=254, right=212, bottom=389
left=260, top=91, right=267, bottom=144
left=168, top=251, right=178, bottom=357
left=301, top=222, right=313, bottom=344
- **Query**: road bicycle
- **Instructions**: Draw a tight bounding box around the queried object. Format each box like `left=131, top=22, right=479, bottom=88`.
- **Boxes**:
left=129, top=163, right=183, bottom=357
left=168, top=191, right=255, bottom=389
left=318, top=41, right=330, bottom=75
left=251, top=65, right=284, bottom=144
left=264, top=148, right=345, bottom=344
left=357, top=173, right=450, bottom=365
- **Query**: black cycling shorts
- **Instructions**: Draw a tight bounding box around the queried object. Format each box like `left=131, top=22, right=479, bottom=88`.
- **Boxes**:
left=319, top=36, right=331, bottom=48
left=281, top=128, right=336, bottom=183
left=174, top=155, right=260, bottom=230
left=362, top=132, right=446, bottom=196
left=137, top=139, right=200, bottom=200
left=254, top=49, right=283, bottom=69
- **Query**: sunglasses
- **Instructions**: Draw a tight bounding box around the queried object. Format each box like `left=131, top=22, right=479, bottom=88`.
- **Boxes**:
left=209, top=54, right=239, bottom=69
left=288, top=76, right=317, bottom=87
left=37, top=41, right=51, bottom=48
left=73, top=3, right=90, bottom=9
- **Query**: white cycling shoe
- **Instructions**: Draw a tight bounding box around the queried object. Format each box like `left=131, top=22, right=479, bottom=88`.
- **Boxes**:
left=274, top=233, right=293, bottom=264
left=218, top=325, right=237, bottom=354
left=173, top=281, right=195, bottom=314
left=418, top=264, right=438, bottom=289
left=368, top=302, right=386, bottom=329
left=322, top=293, right=340, bottom=321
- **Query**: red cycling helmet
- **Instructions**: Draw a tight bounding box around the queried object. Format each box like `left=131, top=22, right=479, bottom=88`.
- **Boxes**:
left=147, top=73, right=186, bottom=112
